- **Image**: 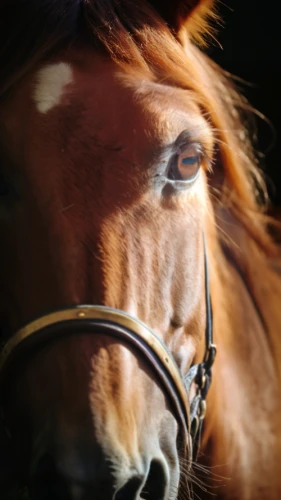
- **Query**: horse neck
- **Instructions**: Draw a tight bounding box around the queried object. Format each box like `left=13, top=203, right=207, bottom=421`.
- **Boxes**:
left=199, top=222, right=281, bottom=499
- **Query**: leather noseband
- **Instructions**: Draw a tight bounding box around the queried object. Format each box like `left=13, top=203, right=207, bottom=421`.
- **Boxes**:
left=0, top=237, right=216, bottom=463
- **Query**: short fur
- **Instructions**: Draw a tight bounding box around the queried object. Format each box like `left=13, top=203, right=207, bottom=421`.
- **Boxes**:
left=1, top=1, right=281, bottom=499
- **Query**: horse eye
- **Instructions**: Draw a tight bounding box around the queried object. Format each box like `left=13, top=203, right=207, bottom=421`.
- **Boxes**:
left=167, top=143, right=202, bottom=183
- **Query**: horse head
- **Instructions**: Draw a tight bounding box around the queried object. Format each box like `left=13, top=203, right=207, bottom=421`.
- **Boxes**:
left=1, top=0, right=280, bottom=499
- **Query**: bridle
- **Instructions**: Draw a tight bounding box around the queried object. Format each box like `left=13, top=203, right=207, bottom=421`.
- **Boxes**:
left=0, top=237, right=216, bottom=464
left=0, top=238, right=216, bottom=463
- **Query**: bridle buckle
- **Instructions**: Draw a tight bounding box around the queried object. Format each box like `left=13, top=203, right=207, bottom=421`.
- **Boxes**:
left=203, top=343, right=217, bottom=372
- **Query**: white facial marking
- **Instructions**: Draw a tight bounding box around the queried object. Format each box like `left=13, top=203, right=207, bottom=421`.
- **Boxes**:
left=33, top=62, right=73, bottom=113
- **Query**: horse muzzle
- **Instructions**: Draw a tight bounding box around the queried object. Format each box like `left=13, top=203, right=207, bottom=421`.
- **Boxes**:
left=0, top=307, right=191, bottom=500
left=29, top=437, right=176, bottom=500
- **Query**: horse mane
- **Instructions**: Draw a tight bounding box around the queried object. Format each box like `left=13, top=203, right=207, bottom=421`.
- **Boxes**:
left=0, top=0, right=279, bottom=262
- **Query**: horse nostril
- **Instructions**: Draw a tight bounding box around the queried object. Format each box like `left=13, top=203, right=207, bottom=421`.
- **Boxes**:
left=114, top=475, right=146, bottom=500
left=140, top=459, right=168, bottom=500
left=114, top=460, right=168, bottom=500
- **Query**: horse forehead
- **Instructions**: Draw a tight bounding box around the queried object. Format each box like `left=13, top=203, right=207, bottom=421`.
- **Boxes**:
left=30, top=57, right=209, bottom=143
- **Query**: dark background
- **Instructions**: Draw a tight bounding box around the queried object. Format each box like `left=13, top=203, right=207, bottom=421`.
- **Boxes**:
left=208, top=0, right=281, bottom=206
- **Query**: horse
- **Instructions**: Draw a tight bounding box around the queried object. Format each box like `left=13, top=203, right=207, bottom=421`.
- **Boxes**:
left=1, top=0, right=281, bottom=498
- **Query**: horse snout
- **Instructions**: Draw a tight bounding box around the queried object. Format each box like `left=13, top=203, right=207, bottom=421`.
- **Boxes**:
left=30, top=453, right=170, bottom=500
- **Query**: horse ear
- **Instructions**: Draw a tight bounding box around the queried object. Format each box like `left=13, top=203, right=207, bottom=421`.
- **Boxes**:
left=148, top=0, right=217, bottom=44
